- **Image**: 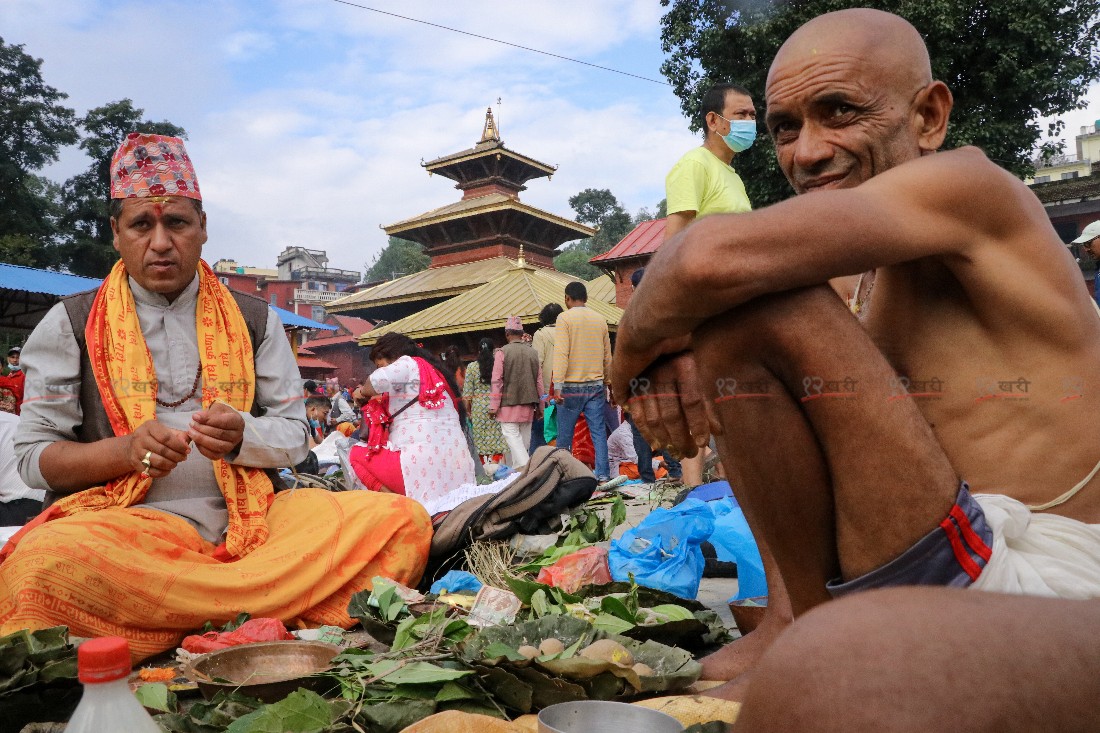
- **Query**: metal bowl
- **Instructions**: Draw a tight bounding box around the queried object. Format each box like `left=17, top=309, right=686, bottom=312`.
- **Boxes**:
left=184, top=640, right=341, bottom=702
left=538, top=700, right=684, bottom=733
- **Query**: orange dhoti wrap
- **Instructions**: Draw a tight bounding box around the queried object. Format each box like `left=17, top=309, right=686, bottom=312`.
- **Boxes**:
left=0, top=488, right=430, bottom=661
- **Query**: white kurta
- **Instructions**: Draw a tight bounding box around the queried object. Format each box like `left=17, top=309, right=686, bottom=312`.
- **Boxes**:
left=369, top=356, right=475, bottom=506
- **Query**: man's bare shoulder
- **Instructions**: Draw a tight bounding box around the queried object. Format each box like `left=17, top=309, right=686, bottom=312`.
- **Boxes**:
left=870, top=146, right=1024, bottom=202
left=857, top=146, right=1050, bottom=254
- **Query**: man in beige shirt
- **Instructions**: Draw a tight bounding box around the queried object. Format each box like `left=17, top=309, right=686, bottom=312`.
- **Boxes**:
left=553, top=282, right=612, bottom=481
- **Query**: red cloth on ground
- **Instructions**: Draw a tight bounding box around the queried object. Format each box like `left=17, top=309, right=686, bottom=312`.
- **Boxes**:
left=182, top=617, right=294, bottom=654
left=349, top=446, right=406, bottom=495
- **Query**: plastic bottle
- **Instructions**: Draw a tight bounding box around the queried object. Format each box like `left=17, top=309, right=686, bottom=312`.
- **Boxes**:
left=66, top=636, right=162, bottom=732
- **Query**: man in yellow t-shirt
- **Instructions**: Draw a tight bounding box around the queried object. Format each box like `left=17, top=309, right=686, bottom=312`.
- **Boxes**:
left=662, top=83, right=757, bottom=486
left=665, top=83, right=756, bottom=232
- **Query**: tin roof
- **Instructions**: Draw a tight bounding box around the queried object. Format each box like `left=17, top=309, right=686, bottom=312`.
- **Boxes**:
left=587, top=274, right=616, bottom=303
left=326, top=256, right=522, bottom=316
left=296, top=355, right=339, bottom=370
left=590, top=218, right=666, bottom=264
left=0, top=262, right=100, bottom=297
left=359, top=262, right=622, bottom=345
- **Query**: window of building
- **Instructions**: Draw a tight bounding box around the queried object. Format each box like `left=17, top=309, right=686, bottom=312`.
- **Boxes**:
left=219, top=276, right=229, bottom=286
left=270, top=294, right=278, bottom=307
left=1062, top=171, right=1080, bottom=180
left=312, top=306, right=326, bottom=323
left=1033, top=175, right=1051, bottom=183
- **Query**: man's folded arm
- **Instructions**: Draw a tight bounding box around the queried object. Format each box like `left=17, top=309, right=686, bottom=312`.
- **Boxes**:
left=624, top=147, right=1012, bottom=357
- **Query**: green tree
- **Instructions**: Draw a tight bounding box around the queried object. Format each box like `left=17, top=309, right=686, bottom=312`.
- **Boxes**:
left=554, top=188, right=635, bottom=279
left=364, top=236, right=430, bottom=282
left=58, top=99, right=186, bottom=277
left=0, top=37, right=78, bottom=266
left=660, top=0, right=1100, bottom=206
left=0, top=175, right=65, bottom=268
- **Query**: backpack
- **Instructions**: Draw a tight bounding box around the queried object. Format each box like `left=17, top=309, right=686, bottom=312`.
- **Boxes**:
left=429, top=445, right=597, bottom=564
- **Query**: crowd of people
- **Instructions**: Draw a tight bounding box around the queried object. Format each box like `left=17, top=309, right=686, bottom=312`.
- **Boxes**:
left=1, top=9, right=1099, bottom=726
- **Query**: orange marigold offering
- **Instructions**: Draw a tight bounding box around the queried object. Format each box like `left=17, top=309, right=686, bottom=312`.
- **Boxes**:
left=138, top=667, right=177, bottom=683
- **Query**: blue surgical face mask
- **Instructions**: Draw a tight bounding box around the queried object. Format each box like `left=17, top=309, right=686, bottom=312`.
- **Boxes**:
left=719, top=116, right=757, bottom=153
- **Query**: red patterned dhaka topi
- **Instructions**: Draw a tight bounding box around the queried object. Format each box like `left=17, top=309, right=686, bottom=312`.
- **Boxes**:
left=110, top=132, right=201, bottom=201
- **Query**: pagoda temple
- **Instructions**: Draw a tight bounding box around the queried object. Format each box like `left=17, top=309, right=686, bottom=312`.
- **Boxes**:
left=359, top=250, right=621, bottom=348
left=328, top=108, right=595, bottom=322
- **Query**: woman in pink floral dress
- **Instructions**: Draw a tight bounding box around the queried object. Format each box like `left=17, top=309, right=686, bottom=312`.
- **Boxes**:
left=350, top=333, right=475, bottom=508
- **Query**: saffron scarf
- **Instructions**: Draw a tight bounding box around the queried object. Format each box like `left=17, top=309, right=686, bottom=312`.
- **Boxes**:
left=3, top=260, right=273, bottom=561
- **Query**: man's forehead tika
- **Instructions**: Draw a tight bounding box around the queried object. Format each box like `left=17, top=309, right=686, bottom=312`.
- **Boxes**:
left=110, top=132, right=201, bottom=202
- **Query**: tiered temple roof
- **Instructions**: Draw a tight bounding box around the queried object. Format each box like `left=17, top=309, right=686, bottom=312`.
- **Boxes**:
left=328, top=107, right=595, bottom=320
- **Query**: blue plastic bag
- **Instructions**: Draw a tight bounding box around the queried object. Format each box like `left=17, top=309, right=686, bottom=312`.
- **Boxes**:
left=608, top=499, right=715, bottom=599
left=429, top=570, right=484, bottom=596
left=707, top=502, right=767, bottom=600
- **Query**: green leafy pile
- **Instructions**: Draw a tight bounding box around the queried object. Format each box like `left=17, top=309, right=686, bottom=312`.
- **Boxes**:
left=514, top=496, right=626, bottom=574
left=506, top=578, right=731, bottom=651
left=0, top=626, right=80, bottom=729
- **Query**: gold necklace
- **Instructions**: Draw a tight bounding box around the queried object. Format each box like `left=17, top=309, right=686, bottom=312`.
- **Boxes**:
left=851, top=269, right=876, bottom=316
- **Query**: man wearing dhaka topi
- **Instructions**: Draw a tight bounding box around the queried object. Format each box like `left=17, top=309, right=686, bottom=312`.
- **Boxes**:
left=615, top=8, right=1100, bottom=702
left=0, top=133, right=431, bottom=661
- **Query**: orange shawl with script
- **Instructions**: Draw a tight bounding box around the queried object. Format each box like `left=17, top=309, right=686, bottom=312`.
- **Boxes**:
left=5, top=260, right=273, bottom=561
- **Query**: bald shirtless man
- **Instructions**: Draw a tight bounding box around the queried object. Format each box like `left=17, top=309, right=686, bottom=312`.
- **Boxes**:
left=614, top=8, right=1100, bottom=698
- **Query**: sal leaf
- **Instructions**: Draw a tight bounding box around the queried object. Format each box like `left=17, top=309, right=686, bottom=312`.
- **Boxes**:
left=134, top=682, right=176, bottom=713
left=224, top=689, right=333, bottom=733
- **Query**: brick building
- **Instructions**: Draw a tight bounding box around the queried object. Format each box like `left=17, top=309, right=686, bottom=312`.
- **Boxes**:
left=589, top=218, right=666, bottom=309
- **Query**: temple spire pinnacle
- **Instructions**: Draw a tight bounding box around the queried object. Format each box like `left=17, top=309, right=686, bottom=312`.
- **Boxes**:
left=480, top=106, right=501, bottom=143
left=516, top=243, right=526, bottom=268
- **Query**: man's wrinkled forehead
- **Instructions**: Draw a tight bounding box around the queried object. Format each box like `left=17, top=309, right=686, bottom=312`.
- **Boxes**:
left=116, top=195, right=201, bottom=218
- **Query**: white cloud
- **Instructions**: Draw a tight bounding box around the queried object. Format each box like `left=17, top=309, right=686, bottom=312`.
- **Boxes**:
left=221, top=30, right=275, bottom=60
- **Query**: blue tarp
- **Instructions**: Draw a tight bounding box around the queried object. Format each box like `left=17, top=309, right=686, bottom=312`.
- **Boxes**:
left=273, top=306, right=337, bottom=331
left=0, top=263, right=100, bottom=297
left=0, top=262, right=336, bottom=332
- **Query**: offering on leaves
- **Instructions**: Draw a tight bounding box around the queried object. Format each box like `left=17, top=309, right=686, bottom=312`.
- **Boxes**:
left=137, top=667, right=177, bottom=683
left=464, top=615, right=702, bottom=699
left=468, top=585, right=523, bottom=628
left=539, top=638, right=565, bottom=656
left=579, top=639, right=634, bottom=668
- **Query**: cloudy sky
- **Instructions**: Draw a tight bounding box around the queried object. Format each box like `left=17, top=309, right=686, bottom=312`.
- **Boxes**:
left=5, top=0, right=1099, bottom=276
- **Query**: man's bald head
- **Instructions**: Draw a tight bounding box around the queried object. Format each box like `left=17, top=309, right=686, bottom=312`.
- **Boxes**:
left=769, top=9, right=931, bottom=94
left=763, top=9, right=952, bottom=193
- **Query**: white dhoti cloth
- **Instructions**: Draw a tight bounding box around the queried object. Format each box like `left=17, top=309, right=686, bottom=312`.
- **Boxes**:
left=971, top=493, right=1100, bottom=597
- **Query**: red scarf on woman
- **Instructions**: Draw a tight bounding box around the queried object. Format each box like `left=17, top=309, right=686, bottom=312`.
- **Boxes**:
left=361, top=357, right=455, bottom=454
